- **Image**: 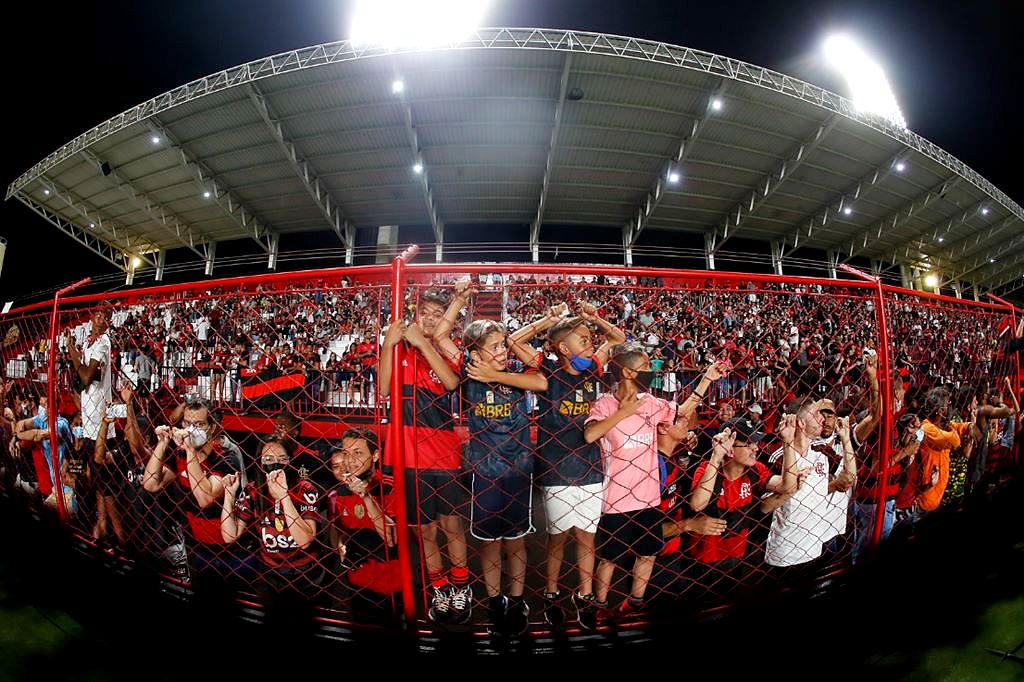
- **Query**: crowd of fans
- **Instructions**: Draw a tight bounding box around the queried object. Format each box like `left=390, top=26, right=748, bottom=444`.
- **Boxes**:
left=0, top=271, right=1019, bottom=634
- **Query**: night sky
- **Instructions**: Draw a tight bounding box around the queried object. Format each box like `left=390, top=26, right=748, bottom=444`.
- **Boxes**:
left=3, top=0, right=1021, bottom=300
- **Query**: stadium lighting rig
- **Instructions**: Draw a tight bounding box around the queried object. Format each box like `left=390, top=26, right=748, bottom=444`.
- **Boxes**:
left=350, top=0, right=490, bottom=48
left=824, top=34, right=907, bottom=129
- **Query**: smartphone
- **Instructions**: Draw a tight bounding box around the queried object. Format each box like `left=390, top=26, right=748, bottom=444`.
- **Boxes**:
left=106, top=404, right=128, bottom=419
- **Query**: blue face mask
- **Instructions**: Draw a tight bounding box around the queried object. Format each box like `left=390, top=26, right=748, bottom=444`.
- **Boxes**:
left=569, top=354, right=594, bottom=371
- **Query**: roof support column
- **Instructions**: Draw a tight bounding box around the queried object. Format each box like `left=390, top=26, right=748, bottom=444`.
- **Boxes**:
left=267, top=233, right=279, bottom=270
left=972, top=287, right=981, bottom=302
left=125, top=259, right=136, bottom=286
left=826, top=250, right=838, bottom=279
left=204, top=242, right=217, bottom=277
left=376, top=225, right=398, bottom=264
left=951, top=281, right=962, bottom=299
left=623, top=223, right=634, bottom=266
left=155, top=249, right=167, bottom=282
left=771, top=241, right=784, bottom=276
left=435, top=222, right=444, bottom=264
left=899, top=264, right=914, bottom=290
left=344, top=222, right=356, bottom=265
left=704, top=233, right=716, bottom=270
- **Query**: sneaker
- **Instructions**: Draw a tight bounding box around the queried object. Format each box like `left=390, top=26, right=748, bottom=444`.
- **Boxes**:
left=427, top=585, right=451, bottom=624
left=487, top=595, right=508, bottom=636
left=543, top=592, right=565, bottom=628
left=573, top=592, right=597, bottom=630
left=616, top=596, right=646, bottom=622
left=504, top=597, right=530, bottom=637
left=447, top=584, right=474, bottom=625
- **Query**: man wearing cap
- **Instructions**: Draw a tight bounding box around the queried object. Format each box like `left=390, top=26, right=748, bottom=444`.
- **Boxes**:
left=813, top=353, right=880, bottom=554
left=689, top=416, right=797, bottom=588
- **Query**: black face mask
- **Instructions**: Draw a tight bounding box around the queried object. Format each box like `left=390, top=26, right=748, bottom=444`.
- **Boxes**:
left=263, top=462, right=286, bottom=475
left=633, top=370, right=656, bottom=390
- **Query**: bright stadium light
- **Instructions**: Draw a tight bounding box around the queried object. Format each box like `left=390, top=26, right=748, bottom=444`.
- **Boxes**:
left=824, top=34, right=907, bottom=129
left=895, top=161, right=906, bottom=172
left=203, top=191, right=212, bottom=199
left=350, top=0, right=490, bottom=48
left=981, top=207, right=990, bottom=215
left=667, top=171, right=681, bottom=184
left=924, top=273, right=938, bottom=288
left=937, top=236, right=944, bottom=243
left=711, top=98, right=723, bottom=111
left=89, top=222, right=95, bottom=228
left=132, top=256, right=142, bottom=268
left=392, top=79, right=405, bottom=94
left=843, top=206, right=853, bottom=216
left=413, top=162, right=423, bottom=174
left=151, top=135, right=161, bottom=144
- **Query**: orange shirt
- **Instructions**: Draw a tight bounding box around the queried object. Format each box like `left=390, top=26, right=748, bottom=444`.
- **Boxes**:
left=916, top=419, right=971, bottom=511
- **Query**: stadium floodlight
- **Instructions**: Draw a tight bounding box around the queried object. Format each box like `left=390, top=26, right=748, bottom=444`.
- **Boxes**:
left=843, top=206, right=853, bottom=216
left=151, top=135, right=161, bottom=144
left=981, top=207, right=990, bottom=215
left=392, top=79, right=405, bottom=94
left=824, top=34, right=907, bottom=129
left=43, top=188, right=50, bottom=195
left=350, top=0, right=490, bottom=48
left=711, top=98, right=723, bottom=111
left=203, top=191, right=212, bottom=199
left=895, top=161, right=905, bottom=172
left=667, top=171, right=681, bottom=184
left=89, top=222, right=95, bottom=228
left=924, top=273, right=938, bottom=288
left=132, top=256, right=142, bottom=268
left=413, top=163, right=424, bottom=174
left=937, top=236, right=944, bottom=243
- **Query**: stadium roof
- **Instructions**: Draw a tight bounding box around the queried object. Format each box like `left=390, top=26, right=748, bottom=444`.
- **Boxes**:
left=6, top=27, right=1024, bottom=296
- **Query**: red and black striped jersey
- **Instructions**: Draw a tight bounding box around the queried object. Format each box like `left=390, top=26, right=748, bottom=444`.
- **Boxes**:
left=235, top=480, right=321, bottom=570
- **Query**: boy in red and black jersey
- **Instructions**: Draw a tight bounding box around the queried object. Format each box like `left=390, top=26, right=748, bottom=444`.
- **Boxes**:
left=852, top=412, right=921, bottom=563
left=688, top=417, right=797, bottom=594
left=221, top=436, right=323, bottom=596
left=379, top=285, right=470, bottom=624
left=326, top=427, right=403, bottom=620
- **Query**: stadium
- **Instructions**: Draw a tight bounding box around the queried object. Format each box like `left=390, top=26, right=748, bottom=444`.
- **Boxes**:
left=1, top=3, right=1022, bottom=667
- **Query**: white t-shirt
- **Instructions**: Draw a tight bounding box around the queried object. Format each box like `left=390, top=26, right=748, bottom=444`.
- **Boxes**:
left=765, top=445, right=830, bottom=567
left=81, top=333, right=114, bottom=440
left=811, top=431, right=858, bottom=543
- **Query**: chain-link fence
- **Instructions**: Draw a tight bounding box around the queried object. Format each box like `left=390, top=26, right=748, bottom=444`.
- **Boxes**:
left=1, top=257, right=1020, bottom=638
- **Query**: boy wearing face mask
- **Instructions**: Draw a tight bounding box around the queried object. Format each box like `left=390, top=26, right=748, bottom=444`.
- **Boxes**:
left=504, top=300, right=625, bottom=629
left=583, top=343, right=683, bottom=622
left=143, top=399, right=243, bottom=582
left=221, top=436, right=322, bottom=597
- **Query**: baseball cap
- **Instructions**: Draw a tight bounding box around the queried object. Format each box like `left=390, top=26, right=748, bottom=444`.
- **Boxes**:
left=817, top=398, right=836, bottom=414
left=748, top=404, right=763, bottom=415
left=721, top=417, right=765, bottom=443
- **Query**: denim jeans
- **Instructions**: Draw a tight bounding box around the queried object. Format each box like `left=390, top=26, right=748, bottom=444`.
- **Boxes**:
left=852, top=499, right=895, bottom=564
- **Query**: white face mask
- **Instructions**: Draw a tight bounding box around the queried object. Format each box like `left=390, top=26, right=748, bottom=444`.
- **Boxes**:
left=38, top=406, right=47, bottom=420
left=187, top=425, right=209, bottom=449
left=73, top=425, right=85, bottom=439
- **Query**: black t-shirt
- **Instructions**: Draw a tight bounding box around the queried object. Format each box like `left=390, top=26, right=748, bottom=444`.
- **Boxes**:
left=462, top=365, right=533, bottom=478
left=535, top=356, right=603, bottom=487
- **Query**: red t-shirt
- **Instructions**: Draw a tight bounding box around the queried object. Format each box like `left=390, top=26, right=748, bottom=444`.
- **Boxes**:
left=688, top=460, right=771, bottom=563
left=384, top=344, right=462, bottom=470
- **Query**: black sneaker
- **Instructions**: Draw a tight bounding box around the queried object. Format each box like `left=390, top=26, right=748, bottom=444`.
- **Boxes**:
left=427, top=585, right=451, bottom=624
left=504, top=596, right=530, bottom=637
left=542, top=592, right=565, bottom=628
left=573, top=592, right=597, bottom=630
left=487, top=595, right=508, bottom=636
left=447, top=584, right=474, bottom=625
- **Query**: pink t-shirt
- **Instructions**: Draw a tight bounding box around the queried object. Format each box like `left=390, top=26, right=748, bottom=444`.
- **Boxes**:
left=586, top=393, right=677, bottom=514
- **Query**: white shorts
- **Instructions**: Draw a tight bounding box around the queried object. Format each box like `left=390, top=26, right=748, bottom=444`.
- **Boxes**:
left=541, top=483, right=603, bottom=534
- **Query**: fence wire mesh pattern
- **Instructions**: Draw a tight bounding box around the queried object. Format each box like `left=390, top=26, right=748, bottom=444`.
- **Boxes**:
left=1, top=262, right=1020, bottom=637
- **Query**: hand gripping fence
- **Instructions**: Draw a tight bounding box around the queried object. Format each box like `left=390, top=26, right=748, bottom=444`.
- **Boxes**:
left=0, top=251, right=1019, bottom=638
